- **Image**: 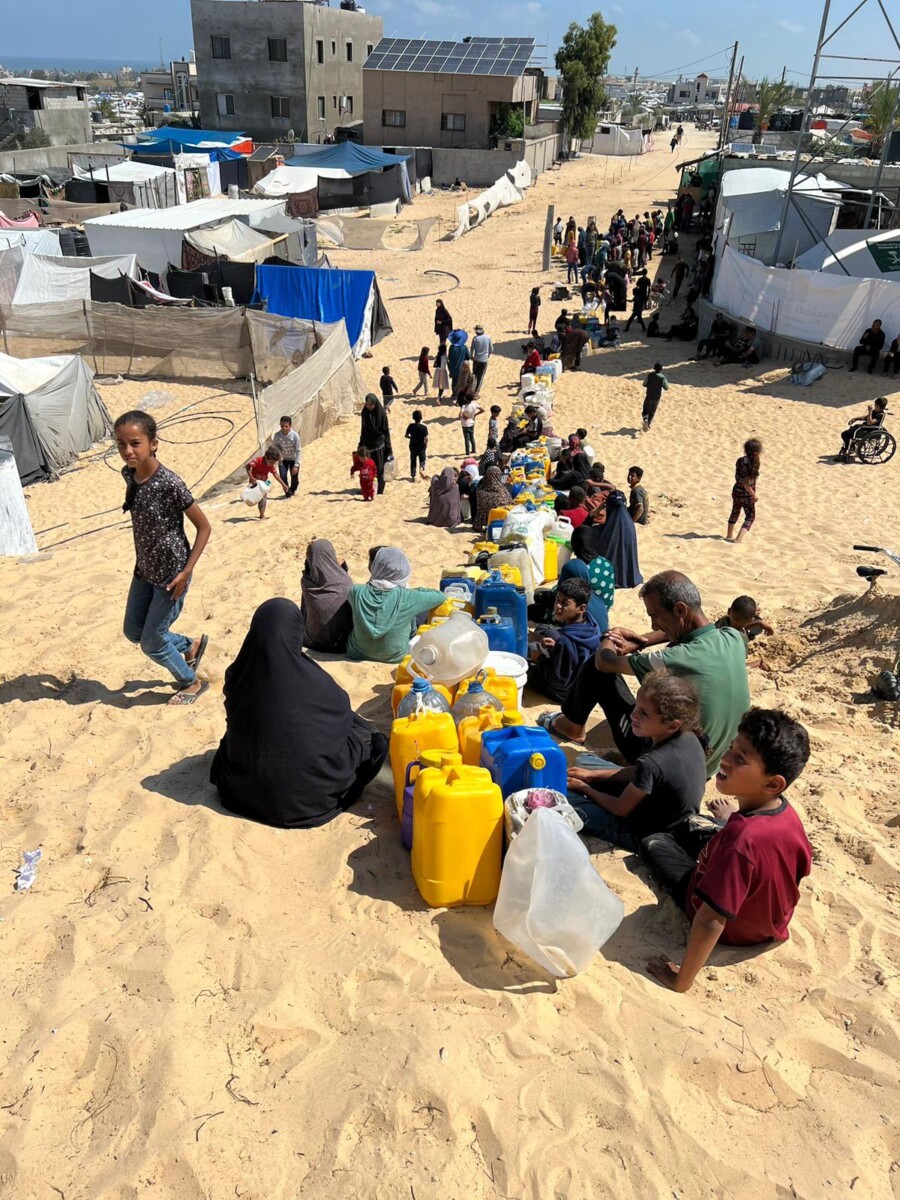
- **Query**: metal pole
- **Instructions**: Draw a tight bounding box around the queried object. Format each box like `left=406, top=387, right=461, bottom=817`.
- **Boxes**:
left=862, top=84, right=900, bottom=229
left=543, top=204, right=554, bottom=272
left=718, top=41, right=739, bottom=152
left=773, top=0, right=832, bottom=264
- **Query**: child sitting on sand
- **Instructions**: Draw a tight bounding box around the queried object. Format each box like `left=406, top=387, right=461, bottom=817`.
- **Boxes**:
left=555, top=486, right=589, bottom=528
left=351, top=445, right=377, bottom=502
left=716, top=595, right=774, bottom=643
left=642, top=708, right=812, bottom=993
left=246, top=446, right=289, bottom=518
left=566, top=671, right=706, bottom=849
left=527, top=577, right=601, bottom=703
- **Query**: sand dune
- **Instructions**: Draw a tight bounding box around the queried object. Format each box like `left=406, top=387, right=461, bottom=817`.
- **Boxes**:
left=1, top=131, right=899, bottom=1199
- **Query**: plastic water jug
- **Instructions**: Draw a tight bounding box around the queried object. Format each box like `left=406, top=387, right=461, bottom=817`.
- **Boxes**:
left=550, top=516, right=574, bottom=543
left=396, top=676, right=453, bottom=719
left=412, top=761, right=503, bottom=907
left=476, top=608, right=517, bottom=654
left=390, top=710, right=458, bottom=819
left=480, top=726, right=568, bottom=798
left=411, top=612, right=489, bottom=686
left=450, top=674, right=504, bottom=726
left=488, top=506, right=510, bottom=528
left=457, top=667, right=519, bottom=713
left=543, top=538, right=559, bottom=584
left=241, top=480, right=270, bottom=506
left=458, top=709, right=523, bottom=766
left=474, top=572, right=528, bottom=658
left=401, top=749, right=461, bottom=850
left=430, top=593, right=473, bottom=618
left=487, top=518, right=506, bottom=543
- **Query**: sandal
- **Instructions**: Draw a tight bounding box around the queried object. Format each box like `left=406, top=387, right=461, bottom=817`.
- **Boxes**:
left=186, top=634, right=209, bottom=672
left=537, top=711, right=586, bottom=746
left=168, top=680, right=210, bottom=707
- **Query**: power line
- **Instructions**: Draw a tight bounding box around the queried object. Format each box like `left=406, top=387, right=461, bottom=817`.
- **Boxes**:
left=639, top=46, right=735, bottom=80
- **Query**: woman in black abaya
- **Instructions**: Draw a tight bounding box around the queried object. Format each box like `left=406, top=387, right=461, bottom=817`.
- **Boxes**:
left=210, top=598, right=388, bottom=828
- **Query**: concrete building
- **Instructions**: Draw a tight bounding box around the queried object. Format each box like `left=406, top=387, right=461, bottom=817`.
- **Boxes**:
left=0, top=78, right=92, bottom=147
left=140, top=58, right=200, bottom=118
left=668, top=73, right=727, bottom=108
left=362, top=37, right=537, bottom=150
left=191, top=0, right=382, bottom=143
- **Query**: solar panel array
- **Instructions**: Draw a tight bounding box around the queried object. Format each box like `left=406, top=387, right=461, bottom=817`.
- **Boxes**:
left=363, top=37, right=535, bottom=77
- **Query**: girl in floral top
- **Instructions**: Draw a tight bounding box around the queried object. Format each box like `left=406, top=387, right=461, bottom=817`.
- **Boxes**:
left=116, top=410, right=211, bottom=705
left=727, top=438, right=762, bottom=544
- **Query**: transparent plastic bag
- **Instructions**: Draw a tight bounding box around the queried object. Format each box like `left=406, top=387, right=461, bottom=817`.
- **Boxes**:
left=493, top=808, right=624, bottom=978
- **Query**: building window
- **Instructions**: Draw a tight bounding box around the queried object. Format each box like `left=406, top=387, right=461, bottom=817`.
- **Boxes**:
left=382, top=109, right=406, bottom=128
left=316, top=39, right=324, bottom=64
left=441, top=112, right=466, bottom=131
left=268, top=38, right=288, bottom=62
left=333, top=95, right=338, bottom=108
left=346, top=41, right=353, bottom=62
left=216, top=93, right=235, bottom=117
left=211, top=35, right=231, bottom=59
left=164, top=88, right=175, bottom=102
left=317, top=96, right=326, bottom=119
left=331, top=39, right=337, bottom=55
left=345, top=95, right=353, bottom=115
left=367, top=43, right=374, bottom=57
left=271, top=95, right=291, bottom=119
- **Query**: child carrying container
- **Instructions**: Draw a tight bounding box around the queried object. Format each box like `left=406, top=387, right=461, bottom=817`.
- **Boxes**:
left=246, top=446, right=289, bottom=518
left=351, top=444, right=377, bottom=502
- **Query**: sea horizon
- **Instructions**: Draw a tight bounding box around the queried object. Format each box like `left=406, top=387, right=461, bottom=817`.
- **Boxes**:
left=1, top=54, right=161, bottom=73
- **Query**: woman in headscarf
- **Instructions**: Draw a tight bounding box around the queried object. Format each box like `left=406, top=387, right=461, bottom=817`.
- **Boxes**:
left=427, top=467, right=461, bottom=529
left=447, top=329, right=470, bottom=399
left=550, top=449, right=591, bottom=491
left=347, top=548, right=446, bottom=663
left=473, top=465, right=512, bottom=533
left=210, top=599, right=388, bottom=829
left=360, top=393, right=392, bottom=496
left=571, top=524, right=616, bottom=610
left=434, top=300, right=453, bottom=343
left=594, top=490, right=642, bottom=589
left=300, top=539, right=353, bottom=653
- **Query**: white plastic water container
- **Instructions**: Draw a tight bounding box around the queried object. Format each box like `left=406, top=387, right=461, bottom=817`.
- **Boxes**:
left=411, top=612, right=489, bottom=686
left=241, top=480, right=271, bottom=505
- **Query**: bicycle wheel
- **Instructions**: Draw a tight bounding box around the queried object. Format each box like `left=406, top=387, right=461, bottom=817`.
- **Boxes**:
left=856, top=431, right=896, bottom=465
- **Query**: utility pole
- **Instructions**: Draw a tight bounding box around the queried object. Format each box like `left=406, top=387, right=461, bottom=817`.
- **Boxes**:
left=718, top=41, right=739, bottom=152
left=781, top=65, right=787, bottom=84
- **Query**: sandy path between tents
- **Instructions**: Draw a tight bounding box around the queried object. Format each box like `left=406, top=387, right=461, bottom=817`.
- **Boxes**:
left=1, top=131, right=900, bottom=1200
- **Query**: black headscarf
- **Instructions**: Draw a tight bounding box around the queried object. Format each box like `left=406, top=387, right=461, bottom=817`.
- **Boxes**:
left=594, top=491, right=643, bottom=589
left=571, top=523, right=602, bottom=563
left=360, top=393, right=389, bottom=452
left=210, top=599, right=374, bottom=828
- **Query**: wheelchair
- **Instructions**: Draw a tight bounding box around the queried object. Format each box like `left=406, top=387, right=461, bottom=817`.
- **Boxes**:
left=841, top=418, right=896, bottom=465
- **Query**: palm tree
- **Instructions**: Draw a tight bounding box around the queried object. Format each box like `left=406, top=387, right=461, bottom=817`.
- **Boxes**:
left=753, top=77, right=792, bottom=144
left=863, top=82, right=900, bottom=158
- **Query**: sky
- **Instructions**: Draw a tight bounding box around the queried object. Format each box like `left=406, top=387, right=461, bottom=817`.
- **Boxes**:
left=1, top=0, right=892, bottom=84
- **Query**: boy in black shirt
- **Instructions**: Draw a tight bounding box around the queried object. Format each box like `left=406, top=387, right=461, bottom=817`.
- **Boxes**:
left=405, top=411, right=429, bottom=481
left=380, top=365, right=399, bottom=409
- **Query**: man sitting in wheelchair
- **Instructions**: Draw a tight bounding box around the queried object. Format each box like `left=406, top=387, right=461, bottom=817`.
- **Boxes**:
left=838, top=397, right=888, bottom=460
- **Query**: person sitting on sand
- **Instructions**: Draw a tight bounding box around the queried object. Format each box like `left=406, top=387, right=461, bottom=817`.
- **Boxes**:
left=210, top=599, right=387, bottom=828
left=641, top=709, right=812, bottom=993
left=527, top=577, right=602, bottom=704
left=474, top=466, right=513, bottom=533
left=567, top=671, right=706, bottom=850
left=301, top=538, right=353, bottom=653
left=427, top=467, right=461, bottom=529
left=663, top=304, right=699, bottom=342
left=716, top=326, right=760, bottom=367
left=347, top=548, right=446, bottom=664
left=716, top=595, right=774, bottom=644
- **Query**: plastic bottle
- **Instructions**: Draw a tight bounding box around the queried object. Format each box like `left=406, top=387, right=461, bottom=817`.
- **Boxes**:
left=396, top=676, right=453, bottom=719
left=457, top=666, right=520, bottom=713
left=411, top=612, right=489, bottom=686
left=476, top=607, right=517, bottom=654
left=450, top=674, right=504, bottom=726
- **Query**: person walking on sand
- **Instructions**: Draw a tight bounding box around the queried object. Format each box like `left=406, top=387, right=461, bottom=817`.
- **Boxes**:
left=432, top=341, right=450, bottom=401
left=642, top=362, right=669, bottom=431
left=115, top=410, right=211, bottom=706
left=471, top=324, right=493, bottom=396
left=727, top=439, right=761, bottom=543
left=434, top=299, right=453, bottom=343
left=527, top=287, right=541, bottom=337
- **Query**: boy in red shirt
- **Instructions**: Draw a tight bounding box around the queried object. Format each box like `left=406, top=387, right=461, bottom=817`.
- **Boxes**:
left=641, top=708, right=812, bottom=993
left=245, top=446, right=288, bottom=518
left=351, top=444, right=377, bottom=501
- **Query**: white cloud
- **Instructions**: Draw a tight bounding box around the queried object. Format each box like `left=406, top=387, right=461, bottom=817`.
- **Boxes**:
left=610, top=3, right=624, bottom=11
left=411, top=0, right=442, bottom=14
left=676, top=29, right=701, bottom=47
left=777, top=18, right=804, bottom=32
left=526, top=1, right=541, bottom=12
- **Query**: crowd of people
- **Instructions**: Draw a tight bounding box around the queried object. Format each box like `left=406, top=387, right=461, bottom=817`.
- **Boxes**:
left=109, top=159, right=826, bottom=996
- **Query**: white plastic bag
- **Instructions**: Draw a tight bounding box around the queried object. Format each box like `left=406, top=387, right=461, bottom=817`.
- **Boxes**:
left=493, top=808, right=624, bottom=978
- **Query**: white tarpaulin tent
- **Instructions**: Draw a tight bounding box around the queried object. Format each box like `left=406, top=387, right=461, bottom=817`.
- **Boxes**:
left=11, top=252, right=139, bottom=304
left=0, top=351, right=111, bottom=480
left=84, top=197, right=285, bottom=274
left=451, top=161, right=531, bottom=240
left=253, top=164, right=352, bottom=196
left=794, top=228, right=900, bottom=280
left=715, top=168, right=841, bottom=265
left=591, top=124, right=644, bottom=156
left=711, top=243, right=900, bottom=350
left=184, top=218, right=280, bottom=264
left=0, top=229, right=62, bottom=256
left=75, top=160, right=178, bottom=209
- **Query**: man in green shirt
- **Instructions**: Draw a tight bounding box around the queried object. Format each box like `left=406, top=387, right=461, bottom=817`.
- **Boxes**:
left=539, top=571, right=750, bottom=777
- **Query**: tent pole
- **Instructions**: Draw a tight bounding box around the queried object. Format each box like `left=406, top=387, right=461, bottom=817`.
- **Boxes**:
left=83, top=300, right=100, bottom=376
left=0, top=308, right=9, bottom=355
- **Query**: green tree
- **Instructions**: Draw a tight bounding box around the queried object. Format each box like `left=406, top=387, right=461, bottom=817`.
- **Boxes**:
left=863, top=82, right=900, bottom=158
left=753, top=76, right=792, bottom=144
left=555, top=13, right=617, bottom=144
left=490, top=103, right=525, bottom=143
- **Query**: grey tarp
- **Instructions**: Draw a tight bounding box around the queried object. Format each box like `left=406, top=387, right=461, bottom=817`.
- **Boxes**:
left=0, top=393, right=54, bottom=484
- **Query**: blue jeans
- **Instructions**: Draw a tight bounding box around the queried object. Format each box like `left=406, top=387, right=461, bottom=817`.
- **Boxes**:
left=124, top=575, right=195, bottom=686
left=568, top=753, right=639, bottom=852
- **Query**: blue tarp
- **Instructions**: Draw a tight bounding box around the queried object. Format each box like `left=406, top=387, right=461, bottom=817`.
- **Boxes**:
left=133, top=125, right=247, bottom=160
left=284, top=142, right=411, bottom=174
left=254, top=265, right=374, bottom=349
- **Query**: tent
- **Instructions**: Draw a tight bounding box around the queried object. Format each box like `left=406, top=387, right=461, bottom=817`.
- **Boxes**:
left=284, top=143, right=411, bottom=172
left=130, top=125, right=252, bottom=159
left=794, top=229, right=900, bottom=280
left=253, top=264, right=392, bottom=357
left=715, top=168, right=841, bottom=265
left=0, top=229, right=62, bottom=256
left=269, top=143, right=413, bottom=210
left=0, top=353, right=112, bottom=483
left=184, top=219, right=282, bottom=264
left=11, top=252, right=139, bottom=305
left=72, top=160, right=178, bottom=209
left=0, top=436, right=39, bottom=555
left=590, top=125, right=644, bottom=156
left=83, top=197, right=286, bottom=274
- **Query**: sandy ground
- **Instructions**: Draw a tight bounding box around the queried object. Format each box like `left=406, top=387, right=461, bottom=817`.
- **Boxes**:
left=2, top=130, right=900, bottom=1200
